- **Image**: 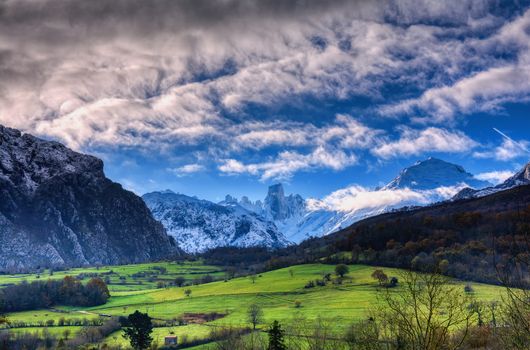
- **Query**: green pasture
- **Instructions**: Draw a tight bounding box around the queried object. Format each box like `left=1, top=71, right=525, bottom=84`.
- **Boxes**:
left=0, top=261, right=225, bottom=292
left=3, top=263, right=507, bottom=348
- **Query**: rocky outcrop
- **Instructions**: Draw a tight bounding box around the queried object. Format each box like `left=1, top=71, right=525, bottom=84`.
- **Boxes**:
left=0, top=125, right=179, bottom=271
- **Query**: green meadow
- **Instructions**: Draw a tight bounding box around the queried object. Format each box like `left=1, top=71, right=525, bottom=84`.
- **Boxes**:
left=0, top=261, right=225, bottom=292
left=2, top=263, right=506, bottom=348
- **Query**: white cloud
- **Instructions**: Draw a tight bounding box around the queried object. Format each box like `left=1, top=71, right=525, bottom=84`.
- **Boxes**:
left=373, top=127, right=478, bottom=159
left=309, top=185, right=429, bottom=212
left=381, top=9, right=530, bottom=121
left=475, top=170, right=514, bottom=184
left=473, top=129, right=530, bottom=161
left=168, top=164, right=206, bottom=177
left=308, top=183, right=466, bottom=213
left=0, top=0, right=522, bottom=151
left=219, top=146, right=357, bottom=181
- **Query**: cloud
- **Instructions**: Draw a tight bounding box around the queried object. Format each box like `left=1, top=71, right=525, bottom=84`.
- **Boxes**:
left=168, top=164, right=206, bottom=177
left=219, top=146, right=357, bottom=181
left=373, top=127, right=478, bottom=159
left=233, top=115, right=383, bottom=150
left=308, top=183, right=466, bottom=213
left=0, top=0, right=524, bottom=150
left=473, top=128, right=530, bottom=161
left=380, top=8, right=530, bottom=121
left=475, top=170, right=514, bottom=184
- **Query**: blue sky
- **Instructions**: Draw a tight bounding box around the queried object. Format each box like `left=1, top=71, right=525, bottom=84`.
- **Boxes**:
left=1, top=0, right=530, bottom=202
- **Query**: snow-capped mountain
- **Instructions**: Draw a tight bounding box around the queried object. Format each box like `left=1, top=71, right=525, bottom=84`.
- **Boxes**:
left=383, top=157, right=491, bottom=191
left=230, top=158, right=492, bottom=244
left=453, top=162, right=530, bottom=200
left=143, top=190, right=289, bottom=253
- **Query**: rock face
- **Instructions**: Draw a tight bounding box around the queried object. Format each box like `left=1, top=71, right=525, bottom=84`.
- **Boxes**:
left=143, top=191, right=289, bottom=254
left=0, top=125, right=178, bottom=271
left=454, top=162, right=530, bottom=200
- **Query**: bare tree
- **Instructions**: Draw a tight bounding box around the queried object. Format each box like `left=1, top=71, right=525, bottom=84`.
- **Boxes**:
left=374, top=269, right=475, bottom=350
left=247, top=303, right=264, bottom=330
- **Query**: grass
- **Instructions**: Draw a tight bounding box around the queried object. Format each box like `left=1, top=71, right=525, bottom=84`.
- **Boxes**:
left=0, top=260, right=225, bottom=292
left=3, top=262, right=507, bottom=348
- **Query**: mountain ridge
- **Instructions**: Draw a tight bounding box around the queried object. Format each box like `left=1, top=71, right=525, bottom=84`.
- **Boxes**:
left=0, top=125, right=179, bottom=271
left=143, top=190, right=290, bottom=253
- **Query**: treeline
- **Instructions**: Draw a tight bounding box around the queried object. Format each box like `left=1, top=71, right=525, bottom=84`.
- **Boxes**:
left=0, top=316, right=120, bottom=350
left=0, top=276, right=110, bottom=312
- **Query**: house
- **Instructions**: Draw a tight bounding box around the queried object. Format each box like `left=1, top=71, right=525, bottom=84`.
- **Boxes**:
left=164, top=335, right=178, bottom=346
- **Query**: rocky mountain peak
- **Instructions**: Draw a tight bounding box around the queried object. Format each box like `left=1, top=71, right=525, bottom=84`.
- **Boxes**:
left=265, top=183, right=289, bottom=220
left=0, top=125, right=179, bottom=271
left=0, top=125, right=104, bottom=194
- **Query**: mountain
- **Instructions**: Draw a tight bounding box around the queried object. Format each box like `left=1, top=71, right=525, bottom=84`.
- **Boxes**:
left=383, top=157, right=491, bottom=190
left=226, top=184, right=307, bottom=242
left=454, top=162, right=530, bottom=200
left=290, top=181, right=530, bottom=285
left=143, top=191, right=289, bottom=254
left=231, top=159, right=491, bottom=244
left=0, top=125, right=179, bottom=271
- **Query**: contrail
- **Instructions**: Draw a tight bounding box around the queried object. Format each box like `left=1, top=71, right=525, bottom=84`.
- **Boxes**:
left=493, top=128, right=529, bottom=153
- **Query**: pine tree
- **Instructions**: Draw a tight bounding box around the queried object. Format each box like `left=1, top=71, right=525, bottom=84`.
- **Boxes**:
left=122, top=311, right=154, bottom=350
left=268, top=320, right=286, bottom=350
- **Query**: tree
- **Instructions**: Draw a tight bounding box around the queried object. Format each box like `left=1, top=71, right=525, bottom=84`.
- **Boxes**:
left=268, top=320, right=286, bottom=350
left=371, top=269, right=388, bottom=287
left=374, top=269, right=474, bottom=350
left=247, top=303, right=264, bottom=330
left=249, top=274, right=257, bottom=284
left=335, top=264, right=349, bottom=278
left=122, top=311, right=154, bottom=350
left=184, top=289, right=192, bottom=297
left=174, top=277, right=186, bottom=287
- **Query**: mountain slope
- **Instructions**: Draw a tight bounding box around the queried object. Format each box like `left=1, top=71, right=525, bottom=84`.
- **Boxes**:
left=0, top=125, right=179, bottom=271
left=454, top=162, right=530, bottom=200
left=383, top=157, right=490, bottom=190
left=292, top=158, right=491, bottom=242
left=143, top=191, right=289, bottom=253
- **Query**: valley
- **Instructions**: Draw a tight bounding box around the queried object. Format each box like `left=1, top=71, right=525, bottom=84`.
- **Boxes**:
left=1, top=262, right=505, bottom=349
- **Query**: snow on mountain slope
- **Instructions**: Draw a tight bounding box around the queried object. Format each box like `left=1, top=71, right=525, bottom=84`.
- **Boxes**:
left=294, top=158, right=492, bottom=242
left=143, top=191, right=289, bottom=253
left=230, top=158, right=492, bottom=244
left=453, top=162, right=530, bottom=200
left=384, top=157, right=491, bottom=190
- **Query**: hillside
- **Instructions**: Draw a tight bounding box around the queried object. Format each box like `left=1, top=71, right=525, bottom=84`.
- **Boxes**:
left=0, top=125, right=180, bottom=271
left=298, top=183, right=530, bottom=283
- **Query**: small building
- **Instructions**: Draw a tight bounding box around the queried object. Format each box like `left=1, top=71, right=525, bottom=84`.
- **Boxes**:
left=164, top=335, right=178, bottom=346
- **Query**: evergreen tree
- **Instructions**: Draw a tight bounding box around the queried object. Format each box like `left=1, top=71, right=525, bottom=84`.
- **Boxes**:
left=123, top=311, right=153, bottom=350
left=268, top=320, right=286, bottom=350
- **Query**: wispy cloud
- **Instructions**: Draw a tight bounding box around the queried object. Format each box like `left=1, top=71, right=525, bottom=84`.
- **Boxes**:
left=475, top=170, right=514, bottom=184
left=219, top=146, right=357, bottom=181
left=473, top=128, right=530, bottom=161
left=168, top=164, right=206, bottom=177
left=373, top=127, right=478, bottom=159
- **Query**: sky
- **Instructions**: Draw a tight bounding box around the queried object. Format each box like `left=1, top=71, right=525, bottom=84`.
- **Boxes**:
left=1, top=0, right=530, bottom=202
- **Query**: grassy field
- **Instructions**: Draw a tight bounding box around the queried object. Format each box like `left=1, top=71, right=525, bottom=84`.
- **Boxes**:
left=2, top=263, right=507, bottom=348
left=0, top=260, right=225, bottom=292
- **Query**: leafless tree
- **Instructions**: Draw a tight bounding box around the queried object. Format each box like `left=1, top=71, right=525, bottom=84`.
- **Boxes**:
left=374, top=268, right=475, bottom=350
left=247, top=303, right=264, bottom=330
